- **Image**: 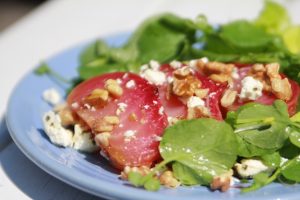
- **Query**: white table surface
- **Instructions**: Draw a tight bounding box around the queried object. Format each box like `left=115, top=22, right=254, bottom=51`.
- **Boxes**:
left=1, top=0, right=300, bottom=199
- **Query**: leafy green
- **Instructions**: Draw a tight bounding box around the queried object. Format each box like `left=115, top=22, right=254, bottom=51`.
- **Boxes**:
left=255, top=0, right=291, bottom=34
left=283, top=26, right=300, bottom=54
left=232, top=100, right=290, bottom=150
left=160, top=118, right=238, bottom=185
left=281, top=155, right=300, bottom=182
left=172, top=162, right=206, bottom=185
left=260, top=152, right=281, bottom=168
left=34, top=63, right=70, bottom=83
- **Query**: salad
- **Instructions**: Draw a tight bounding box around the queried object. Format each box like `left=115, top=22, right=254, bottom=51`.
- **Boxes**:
left=37, top=1, right=300, bottom=193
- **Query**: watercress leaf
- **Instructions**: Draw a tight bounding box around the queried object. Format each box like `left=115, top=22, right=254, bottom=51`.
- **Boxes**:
left=172, top=162, right=208, bottom=185
left=255, top=0, right=291, bottom=35
left=290, top=112, right=300, bottom=122
left=160, top=119, right=238, bottom=185
left=261, top=152, right=281, bottom=168
left=128, top=172, right=144, bottom=187
left=236, top=135, right=276, bottom=158
left=281, top=155, right=300, bottom=182
left=34, top=63, right=51, bottom=75
left=289, top=129, right=300, bottom=148
left=220, top=20, right=273, bottom=50
left=144, top=178, right=160, bottom=191
left=283, top=26, right=300, bottom=54
left=233, top=101, right=290, bottom=149
left=279, top=140, right=300, bottom=159
left=241, top=172, right=270, bottom=193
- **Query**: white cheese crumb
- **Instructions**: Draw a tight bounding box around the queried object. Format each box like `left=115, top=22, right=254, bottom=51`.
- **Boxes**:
left=124, top=130, right=137, bottom=142
left=126, top=80, right=136, bottom=89
left=43, top=111, right=73, bottom=147
left=42, top=88, right=61, bottom=105
left=84, top=103, right=91, bottom=110
left=140, top=64, right=149, bottom=71
left=142, top=69, right=166, bottom=85
left=231, top=67, right=239, bottom=79
left=167, top=76, right=174, bottom=83
left=153, top=100, right=158, bottom=105
left=149, top=60, right=160, bottom=70
left=73, top=125, right=99, bottom=152
left=235, top=159, right=269, bottom=178
left=143, top=105, right=150, bottom=110
left=170, top=60, right=182, bottom=69
left=116, top=78, right=122, bottom=84
left=187, top=96, right=205, bottom=108
left=239, top=76, right=263, bottom=101
left=153, top=135, right=162, bottom=141
left=189, top=57, right=209, bottom=68
left=116, top=102, right=128, bottom=115
left=159, top=106, right=164, bottom=115
left=71, top=102, right=79, bottom=109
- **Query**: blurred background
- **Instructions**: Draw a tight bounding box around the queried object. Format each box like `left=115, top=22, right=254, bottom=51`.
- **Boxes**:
left=0, top=0, right=45, bottom=31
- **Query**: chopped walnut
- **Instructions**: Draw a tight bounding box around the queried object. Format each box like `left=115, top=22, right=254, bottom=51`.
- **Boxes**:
left=210, top=170, right=233, bottom=192
left=187, top=105, right=210, bottom=119
left=173, top=66, right=193, bottom=79
left=266, top=63, right=281, bottom=79
left=172, top=76, right=201, bottom=97
left=221, top=89, right=237, bottom=108
left=105, top=79, right=123, bottom=97
left=196, top=61, right=235, bottom=83
left=194, top=88, right=209, bottom=98
left=271, top=78, right=292, bottom=101
left=128, top=113, right=138, bottom=121
left=92, top=116, right=119, bottom=133
left=86, top=88, right=109, bottom=105
left=94, top=132, right=111, bottom=147
left=159, top=170, right=181, bottom=188
left=120, top=166, right=151, bottom=180
left=58, top=106, right=75, bottom=127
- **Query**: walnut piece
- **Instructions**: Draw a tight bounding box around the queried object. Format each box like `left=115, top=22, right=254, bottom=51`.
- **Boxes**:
left=271, top=78, right=292, bottom=101
left=187, top=105, right=210, bottom=119
left=221, top=89, right=237, bottom=108
left=210, top=170, right=233, bottom=192
left=92, top=115, right=119, bottom=133
left=94, top=132, right=111, bottom=147
left=105, top=79, right=123, bottom=97
left=159, top=170, right=181, bottom=188
left=194, top=88, right=209, bottom=98
left=172, top=76, right=201, bottom=97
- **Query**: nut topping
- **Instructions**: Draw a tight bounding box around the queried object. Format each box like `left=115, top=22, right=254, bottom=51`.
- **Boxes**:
left=105, top=79, right=123, bottom=97
left=221, top=89, right=237, bottom=108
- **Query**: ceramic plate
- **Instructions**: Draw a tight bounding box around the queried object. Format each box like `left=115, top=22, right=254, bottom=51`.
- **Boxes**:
left=6, top=33, right=300, bottom=200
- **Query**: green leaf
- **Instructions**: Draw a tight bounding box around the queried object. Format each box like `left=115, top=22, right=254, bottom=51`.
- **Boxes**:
left=242, top=172, right=271, bottom=193
left=283, top=26, right=300, bottom=54
left=290, top=112, right=300, bottom=122
left=128, top=172, right=144, bottom=187
left=220, top=20, right=273, bottom=50
left=261, top=152, right=281, bottom=168
left=34, top=63, right=51, bottom=75
left=172, top=162, right=208, bottom=185
left=281, top=155, right=300, bottom=182
left=233, top=101, right=290, bottom=149
left=289, top=129, right=300, bottom=148
left=255, top=0, right=291, bottom=34
left=144, top=178, right=160, bottom=191
left=160, top=118, right=238, bottom=185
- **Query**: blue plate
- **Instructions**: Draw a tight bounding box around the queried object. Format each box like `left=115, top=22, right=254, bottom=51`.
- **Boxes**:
left=6, top=33, right=300, bottom=200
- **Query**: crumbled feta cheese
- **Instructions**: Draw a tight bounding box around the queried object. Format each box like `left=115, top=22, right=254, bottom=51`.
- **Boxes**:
left=187, top=96, right=205, bottom=108
left=167, top=76, right=174, bottom=83
left=116, top=102, right=127, bottom=115
left=142, top=69, right=166, bottom=85
left=189, top=57, right=209, bottom=68
left=234, top=159, right=269, bottom=178
left=159, top=107, right=164, bottom=115
left=149, top=60, right=160, bottom=70
left=170, top=60, right=182, bottom=69
left=73, top=124, right=99, bottom=152
left=126, top=80, right=136, bottom=89
left=140, top=64, right=149, bottom=71
left=153, top=135, right=162, bottom=141
left=42, top=88, right=61, bottom=105
left=240, top=76, right=263, bottom=100
left=144, top=105, right=150, bottom=110
left=124, top=130, right=137, bottom=142
left=153, top=100, right=158, bottom=105
left=71, top=102, right=79, bottom=109
left=116, top=78, right=122, bottom=84
left=84, top=103, right=91, bottom=110
left=43, top=111, right=73, bottom=147
left=122, top=73, right=129, bottom=79
left=231, top=67, right=239, bottom=79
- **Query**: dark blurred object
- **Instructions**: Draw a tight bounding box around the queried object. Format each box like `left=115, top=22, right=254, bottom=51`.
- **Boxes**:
left=0, top=0, right=46, bottom=32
